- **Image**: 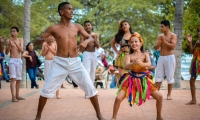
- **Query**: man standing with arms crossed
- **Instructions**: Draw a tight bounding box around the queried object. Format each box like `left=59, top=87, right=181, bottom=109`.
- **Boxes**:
left=41, top=35, right=61, bottom=99
left=5, top=27, right=25, bottom=102
left=34, top=2, right=105, bottom=120
left=154, top=20, right=177, bottom=100
left=80, top=21, right=99, bottom=84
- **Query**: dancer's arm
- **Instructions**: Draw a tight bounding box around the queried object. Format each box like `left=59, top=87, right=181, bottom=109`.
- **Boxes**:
left=111, top=37, right=120, bottom=55
left=93, top=33, right=100, bottom=48
left=77, top=24, right=94, bottom=52
left=41, top=42, right=48, bottom=56
left=13, top=38, right=23, bottom=52
left=35, top=26, right=53, bottom=45
left=161, top=33, right=177, bottom=49
left=5, top=40, right=11, bottom=55
left=154, top=35, right=162, bottom=50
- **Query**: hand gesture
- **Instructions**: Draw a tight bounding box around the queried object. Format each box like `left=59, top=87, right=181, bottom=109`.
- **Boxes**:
left=159, top=35, right=164, bottom=42
left=29, top=56, right=33, bottom=62
left=77, top=41, right=87, bottom=53
left=187, top=34, right=192, bottom=42
left=134, top=58, right=144, bottom=67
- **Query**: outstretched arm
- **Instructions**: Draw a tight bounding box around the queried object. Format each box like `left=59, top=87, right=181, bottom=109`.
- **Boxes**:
left=35, top=26, right=53, bottom=45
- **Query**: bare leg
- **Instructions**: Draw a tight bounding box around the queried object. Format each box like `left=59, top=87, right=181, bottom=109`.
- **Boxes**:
left=89, top=95, right=105, bottom=120
left=111, top=90, right=126, bottom=120
left=56, top=89, right=61, bottom=99
left=167, top=84, right=173, bottom=100
left=16, top=80, right=25, bottom=100
left=155, top=82, right=161, bottom=91
left=151, top=90, right=163, bottom=120
left=35, top=96, right=48, bottom=120
left=186, top=76, right=197, bottom=105
left=10, top=78, right=18, bottom=102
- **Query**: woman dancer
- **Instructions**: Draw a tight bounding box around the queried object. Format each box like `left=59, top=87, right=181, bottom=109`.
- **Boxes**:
left=186, top=25, right=200, bottom=105
left=111, top=20, right=134, bottom=76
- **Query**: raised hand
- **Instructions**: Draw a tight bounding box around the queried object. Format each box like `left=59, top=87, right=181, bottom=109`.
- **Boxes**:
left=187, top=34, right=192, bottom=42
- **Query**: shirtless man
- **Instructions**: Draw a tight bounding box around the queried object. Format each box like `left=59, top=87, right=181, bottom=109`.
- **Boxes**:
left=34, top=2, right=105, bottom=120
left=80, top=21, right=99, bottom=84
left=154, top=20, right=177, bottom=100
left=5, top=27, right=25, bottom=102
left=41, top=36, right=61, bottom=99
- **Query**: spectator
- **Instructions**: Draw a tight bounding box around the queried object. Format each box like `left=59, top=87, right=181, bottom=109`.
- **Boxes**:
left=22, top=42, right=39, bottom=89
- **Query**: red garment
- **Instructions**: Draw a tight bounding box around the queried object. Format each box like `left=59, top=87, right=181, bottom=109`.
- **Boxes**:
left=102, top=57, right=108, bottom=67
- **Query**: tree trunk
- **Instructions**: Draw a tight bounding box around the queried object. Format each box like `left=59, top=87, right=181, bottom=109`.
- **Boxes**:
left=21, top=0, right=31, bottom=88
left=174, top=0, right=184, bottom=88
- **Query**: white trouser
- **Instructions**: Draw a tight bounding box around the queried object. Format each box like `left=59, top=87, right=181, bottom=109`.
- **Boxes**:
left=155, top=54, right=176, bottom=84
left=9, top=58, right=22, bottom=80
left=40, top=56, right=98, bottom=98
left=82, top=51, right=97, bottom=83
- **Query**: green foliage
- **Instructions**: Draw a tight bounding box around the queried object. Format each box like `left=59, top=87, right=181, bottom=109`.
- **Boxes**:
left=182, top=0, right=200, bottom=53
left=1, top=0, right=198, bottom=53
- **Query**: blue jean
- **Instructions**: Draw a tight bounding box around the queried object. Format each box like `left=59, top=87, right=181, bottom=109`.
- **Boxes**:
left=110, top=75, right=116, bottom=88
left=27, top=66, right=38, bottom=88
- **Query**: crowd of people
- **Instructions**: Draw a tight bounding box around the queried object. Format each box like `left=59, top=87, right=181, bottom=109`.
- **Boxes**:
left=0, top=2, right=200, bottom=120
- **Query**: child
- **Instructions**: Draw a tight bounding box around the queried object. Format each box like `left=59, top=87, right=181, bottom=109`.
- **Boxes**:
left=111, top=33, right=163, bottom=120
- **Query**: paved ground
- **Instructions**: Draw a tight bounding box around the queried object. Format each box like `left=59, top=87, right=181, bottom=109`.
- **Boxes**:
left=0, top=80, right=200, bottom=120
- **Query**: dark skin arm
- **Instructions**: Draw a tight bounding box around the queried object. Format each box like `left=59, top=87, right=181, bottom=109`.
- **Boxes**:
left=77, top=24, right=94, bottom=52
left=111, top=37, right=120, bottom=55
left=161, top=34, right=177, bottom=49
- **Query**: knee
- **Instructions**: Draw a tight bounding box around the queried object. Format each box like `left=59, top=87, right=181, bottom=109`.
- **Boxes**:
left=115, top=97, right=123, bottom=103
left=157, top=94, right=163, bottom=101
left=189, top=79, right=195, bottom=84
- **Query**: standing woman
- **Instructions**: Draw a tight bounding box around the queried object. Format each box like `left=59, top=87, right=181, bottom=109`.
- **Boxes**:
left=186, top=25, right=200, bottom=105
left=22, top=42, right=39, bottom=89
left=111, top=20, right=135, bottom=76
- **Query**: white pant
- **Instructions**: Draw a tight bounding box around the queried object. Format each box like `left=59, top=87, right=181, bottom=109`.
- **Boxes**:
left=9, top=58, right=22, bottom=80
left=82, top=51, right=97, bottom=83
left=155, top=54, right=176, bottom=84
left=44, top=60, right=53, bottom=79
left=40, top=56, right=98, bottom=98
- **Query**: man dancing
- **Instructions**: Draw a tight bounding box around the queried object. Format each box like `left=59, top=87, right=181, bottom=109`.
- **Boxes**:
left=34, top=2, right=105, bottom=120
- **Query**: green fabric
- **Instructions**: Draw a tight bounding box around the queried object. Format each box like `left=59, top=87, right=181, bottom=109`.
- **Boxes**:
left=135, top=79, right=139, bottom=105
left=142, top=77, right=147, bottom=101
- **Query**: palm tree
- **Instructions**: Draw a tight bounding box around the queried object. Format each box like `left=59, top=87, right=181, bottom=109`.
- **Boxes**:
left=174, top=0, right=184, bottom=88
left=21, top=0, right=31, bottom=88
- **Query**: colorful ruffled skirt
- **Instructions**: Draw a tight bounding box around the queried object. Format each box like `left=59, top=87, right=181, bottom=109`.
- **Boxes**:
left=117, top=71, right=157, bottom=106
left=190, top=58, right=200, bottom=78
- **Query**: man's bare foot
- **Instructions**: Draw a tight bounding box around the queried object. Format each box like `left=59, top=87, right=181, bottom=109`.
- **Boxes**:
left=111, top=118, right=116, bottom=120
left=185, top=100, right=197, bottom=105
left=12, top=99, right=19, bottom=102
left=167, top=95, right=172, bottom=100
left=16, top=97, right=25, bottom=100
left=97, top=116, right=106, bottom=120
left=156, top=117, right=164, bottom=120
left=35, top=117, right=40, bottom=120
left=56, top=96, right=61, bottom=99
